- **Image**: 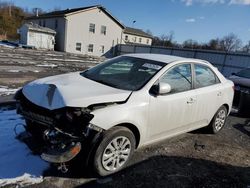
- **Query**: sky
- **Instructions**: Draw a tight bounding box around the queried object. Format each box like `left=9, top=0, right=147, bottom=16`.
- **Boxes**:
left=6, top=0, right=250, bottom=44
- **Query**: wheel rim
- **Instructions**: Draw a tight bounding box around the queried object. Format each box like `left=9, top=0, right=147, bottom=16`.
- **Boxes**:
left=214, top=109, right=226, bottom=131
left=102, top=136, right=131, bottom=172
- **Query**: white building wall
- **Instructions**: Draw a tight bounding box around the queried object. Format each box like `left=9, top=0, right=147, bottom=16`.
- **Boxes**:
left=26, top=17, right=66, bottom=51
left=121, top=33, right=152, bottom=46
left=65, top=8, right=123, bottom=57
left=27, top=31, right=55, bottom=50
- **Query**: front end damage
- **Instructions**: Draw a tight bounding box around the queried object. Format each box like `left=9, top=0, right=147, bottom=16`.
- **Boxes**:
left=15, top=89, right=105, bottom=168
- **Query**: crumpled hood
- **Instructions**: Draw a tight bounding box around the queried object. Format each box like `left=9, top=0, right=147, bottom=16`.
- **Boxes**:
left=22, top=72, right=132, bottom=110
left=229, top=75, right=250, bottom=88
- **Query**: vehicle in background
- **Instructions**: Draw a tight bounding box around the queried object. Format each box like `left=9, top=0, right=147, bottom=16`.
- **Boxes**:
left=229, top=68, right=250, bottom=115
left=15, top=54, right=234, bottom=176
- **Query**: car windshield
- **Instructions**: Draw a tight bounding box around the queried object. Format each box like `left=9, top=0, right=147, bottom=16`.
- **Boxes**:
left=235, top=68, right=250, bottom=79
left=81, top=56, right=165, bottom=91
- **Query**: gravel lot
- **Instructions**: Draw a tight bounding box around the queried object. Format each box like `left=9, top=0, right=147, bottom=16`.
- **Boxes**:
left=0, top=46, right=104, bottom=102
left=0, top=46, right=249, bottom=187
left=22, top=113, right=249, bottom=188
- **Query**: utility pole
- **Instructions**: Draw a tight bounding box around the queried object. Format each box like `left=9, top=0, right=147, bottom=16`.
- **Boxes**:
left=8, top=4, right=12, bottom=17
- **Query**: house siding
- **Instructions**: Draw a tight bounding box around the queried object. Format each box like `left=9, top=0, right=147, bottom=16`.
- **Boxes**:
left=19, top=24, right=55, bottom=50
left=28, top=31, right=55, bottom=49
left=26, top=17, right=66, bottom=51
left=65, top=8, right=123, bottom=56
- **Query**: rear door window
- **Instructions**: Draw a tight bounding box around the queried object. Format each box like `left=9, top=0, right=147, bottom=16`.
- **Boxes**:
left=194, top=64, right=220, bottom=88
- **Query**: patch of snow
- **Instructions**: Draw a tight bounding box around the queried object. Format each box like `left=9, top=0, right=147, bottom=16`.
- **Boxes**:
left=33, top=70, right=40, bottom=73
left=8, top=70, right=20, bottom=73
left=46, top=54, right=63, bottom=57
left=0, top=85, right=19, bottom=96
left=44, top=58, right=63, bottom=61
left=36, top=64, right=58, bottom=68
left=0, top=109, right=48, bottom=186
left=64, top=59, right=92, bottom=63
left=0, top=173, right=43, bottom=187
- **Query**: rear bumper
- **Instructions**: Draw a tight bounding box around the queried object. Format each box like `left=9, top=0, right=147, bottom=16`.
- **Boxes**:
left=41, top=142, right=82, bottom=163
left=233, top=89, right=250, bottom=113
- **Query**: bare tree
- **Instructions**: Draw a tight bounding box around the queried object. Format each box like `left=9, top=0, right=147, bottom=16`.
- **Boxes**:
left=145, top=29, right=153, bottom=36
left=182, top=39, right=200, bottom=49
left=220, top=33, right=242, bottom=52
left=208, top=38, right=221, bottom=50
left=242, top=41, right=250, bottom=53
left=152, top=31, right=175, bottom=47
left=53, top=6, right=61, bottom=11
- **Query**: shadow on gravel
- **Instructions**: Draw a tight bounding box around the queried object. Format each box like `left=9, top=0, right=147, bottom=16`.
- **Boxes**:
left=233, top=119, right=250, bottom=137
left=71, top=156, right=250, bottom=188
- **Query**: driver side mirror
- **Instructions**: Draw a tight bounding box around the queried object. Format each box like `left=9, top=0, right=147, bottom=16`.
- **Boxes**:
left=150, top=82, right=171, bottom=96
left=159, top=82, right=171, bottom=95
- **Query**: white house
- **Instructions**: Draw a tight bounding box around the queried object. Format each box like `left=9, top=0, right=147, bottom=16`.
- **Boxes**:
left=19, top=23, right=56, bottom=50
left=122, top=27, right=153, bottom=46
left=25, top=5, right=153, bottom=57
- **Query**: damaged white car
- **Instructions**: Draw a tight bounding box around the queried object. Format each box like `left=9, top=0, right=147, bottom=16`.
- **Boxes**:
left=15, top=54, right=234, bottom=176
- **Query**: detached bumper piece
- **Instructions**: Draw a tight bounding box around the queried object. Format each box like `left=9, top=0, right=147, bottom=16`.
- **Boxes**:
left=41, top=142, right=81, bottom=163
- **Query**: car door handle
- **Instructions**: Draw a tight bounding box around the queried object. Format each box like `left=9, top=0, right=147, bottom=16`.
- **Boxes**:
left=187, top=98, right=196, bottom=104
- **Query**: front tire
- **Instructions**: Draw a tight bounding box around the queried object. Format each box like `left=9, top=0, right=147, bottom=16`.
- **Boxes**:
left=209, top=105, right=228, bottom=134
left=93, top=126, right=136, bottom=176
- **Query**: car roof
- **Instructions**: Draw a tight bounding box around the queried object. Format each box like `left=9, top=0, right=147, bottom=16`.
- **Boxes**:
left=123, top=53, right=204, bottom=64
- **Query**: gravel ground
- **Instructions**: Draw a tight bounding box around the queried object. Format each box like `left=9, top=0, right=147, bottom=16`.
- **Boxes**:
left=0, top=46, right=105, bottom=90
left=1, top=106, right=249, bottom=188
left=0, top=46, right=249, bottom=187
left=21, top=113, right=249, bottom=188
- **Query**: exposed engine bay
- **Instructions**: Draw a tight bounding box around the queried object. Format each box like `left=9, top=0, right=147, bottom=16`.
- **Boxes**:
left=15, top=89, right=107, bottom=172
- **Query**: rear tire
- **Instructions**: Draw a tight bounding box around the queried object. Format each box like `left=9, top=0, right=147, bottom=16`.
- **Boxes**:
left=92, top=126, right=135, bottom=176
left=208, top=105, right=228, bottom=134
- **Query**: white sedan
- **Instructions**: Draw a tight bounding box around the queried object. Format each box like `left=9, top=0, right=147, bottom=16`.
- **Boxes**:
left=15, top=54, right=234, bottom=176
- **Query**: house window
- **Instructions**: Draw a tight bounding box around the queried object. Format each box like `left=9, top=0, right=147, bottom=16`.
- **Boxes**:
left=100, top=45, right=105, bottom=53
left=101, top=25, right=106, bottom=35
left=139, top=38, right=142, bottom=43
left=134, top=37, right=137, bottom=42
left=89, top=23, right=95, bottom=33
left=55, top=20, right=58, bottom=29
left=76, top=43, right=81, bottom=51
left=146, top=39, right=149, bottom=44
left=125, top=35, right=128, bottom=41
left=43, top=20, right=46, bottom=27
left=39, top=20, right=42, bottom=26
left=88, top=44, right=94, bottom=52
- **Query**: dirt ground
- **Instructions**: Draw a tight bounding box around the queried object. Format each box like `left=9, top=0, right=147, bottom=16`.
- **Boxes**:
left=0, top=46, right=249, bottom=187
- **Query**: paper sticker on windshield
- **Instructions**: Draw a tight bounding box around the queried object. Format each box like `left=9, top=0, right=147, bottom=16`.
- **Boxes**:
left=142, top=63, right=162, bottom=70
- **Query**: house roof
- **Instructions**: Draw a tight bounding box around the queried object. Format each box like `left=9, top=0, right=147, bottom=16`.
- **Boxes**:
left=24, top=23, right=56, bottom=34
left=26, top=5, right=125, bottom=29
left=123, top=27, right=153, bottom=38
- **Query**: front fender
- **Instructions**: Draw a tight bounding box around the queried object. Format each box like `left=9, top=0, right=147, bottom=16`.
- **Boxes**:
left=90, top=102, right=149, bottom=147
